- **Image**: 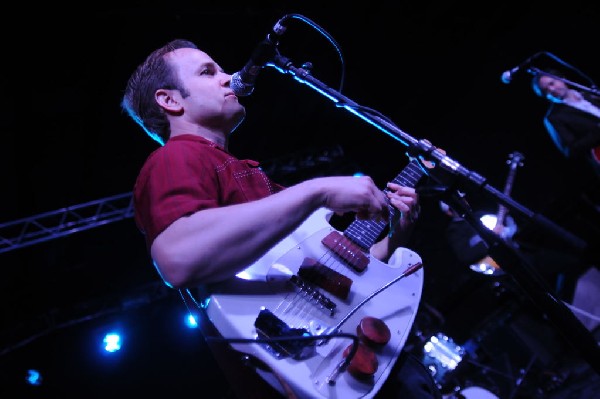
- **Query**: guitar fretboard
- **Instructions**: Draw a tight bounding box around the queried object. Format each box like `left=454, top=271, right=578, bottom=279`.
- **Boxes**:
left=344, top=160, right=427, bottom=251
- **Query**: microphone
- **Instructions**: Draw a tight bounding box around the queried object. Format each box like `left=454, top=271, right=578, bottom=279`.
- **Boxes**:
left=500, top=51, right=545, bottom=84
left=500, top=67, right=520, bottom=85
left=230, top=17, right=288, bottom=96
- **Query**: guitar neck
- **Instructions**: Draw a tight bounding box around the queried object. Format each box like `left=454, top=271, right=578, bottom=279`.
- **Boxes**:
left=496, top=204, right=508, bottom=228
left=344, top=160, right=427, bottom=250
left=495, top=152, right=524, bottom=231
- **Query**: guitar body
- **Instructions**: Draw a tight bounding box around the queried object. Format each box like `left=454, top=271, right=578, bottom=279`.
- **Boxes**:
left=205, top=207, right=424, bottom=399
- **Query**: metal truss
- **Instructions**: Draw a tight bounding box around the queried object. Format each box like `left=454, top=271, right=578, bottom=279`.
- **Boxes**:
left=0, top=192, right=134, bottom=254
left=0, top=145, right=351, bottom=255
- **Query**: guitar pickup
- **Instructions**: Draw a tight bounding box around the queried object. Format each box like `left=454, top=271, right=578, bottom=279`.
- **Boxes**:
left=298, top=257, right=352, bottom=300
left=321, top=231, right=369, bottom=272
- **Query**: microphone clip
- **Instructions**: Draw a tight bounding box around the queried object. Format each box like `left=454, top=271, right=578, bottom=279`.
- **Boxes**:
left=230, top=16, right=290, bottom=97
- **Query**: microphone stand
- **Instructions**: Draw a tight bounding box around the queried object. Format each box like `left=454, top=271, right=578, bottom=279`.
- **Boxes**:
left=267, top=52, right=600, bottom=374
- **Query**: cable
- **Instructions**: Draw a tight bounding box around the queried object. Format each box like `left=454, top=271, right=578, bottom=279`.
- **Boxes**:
left=179, top=288, right=360, bottom=370
left=277, top=13, right=346, bottom=93
left=207, top=333, right=359, bottom=367
left=544, top=51, right=598, bottom=89
left=563, top=301, right=600, bottom=323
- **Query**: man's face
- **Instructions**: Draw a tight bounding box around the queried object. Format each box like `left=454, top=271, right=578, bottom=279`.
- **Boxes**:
left=166, top=47, right=246, bottom=132
left=539, top=75, right=568, bottom=103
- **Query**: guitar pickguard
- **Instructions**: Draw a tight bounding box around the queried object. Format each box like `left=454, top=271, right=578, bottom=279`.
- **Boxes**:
left=205, top=208, right=424, bottom=399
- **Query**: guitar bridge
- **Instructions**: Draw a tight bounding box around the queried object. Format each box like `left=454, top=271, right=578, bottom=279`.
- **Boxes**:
left=254, top=308, right=316, bottom=359
left=289, top=275, right=337, bottom=316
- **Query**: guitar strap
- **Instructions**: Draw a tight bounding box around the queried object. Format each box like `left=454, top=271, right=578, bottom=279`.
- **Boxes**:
left=179, top=288, right=296, bottom=399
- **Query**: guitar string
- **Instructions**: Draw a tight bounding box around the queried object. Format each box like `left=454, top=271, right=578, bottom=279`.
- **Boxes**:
left=272, top=160, right=425, bottom=332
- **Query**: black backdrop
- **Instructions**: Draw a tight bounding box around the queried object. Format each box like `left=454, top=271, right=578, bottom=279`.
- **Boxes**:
left=1, top=2, right=599, bottom=398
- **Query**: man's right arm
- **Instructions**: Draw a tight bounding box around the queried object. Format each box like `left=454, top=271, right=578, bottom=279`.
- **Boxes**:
left=150, top=175, right=389, bottom=288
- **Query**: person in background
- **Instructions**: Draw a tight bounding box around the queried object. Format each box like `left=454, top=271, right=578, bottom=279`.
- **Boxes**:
left=531, top=69, right=600, bottom=183
left=527, top=71, right=600, bottom=388
left=530, top=70, right=600, bottom=322
left=121, top=38, right=441, bottom=399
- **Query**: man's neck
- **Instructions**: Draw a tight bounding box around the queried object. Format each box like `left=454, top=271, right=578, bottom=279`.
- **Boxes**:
left=171, top=129, right=227, bottom=149
left=564, top=89, right=584, bottom=103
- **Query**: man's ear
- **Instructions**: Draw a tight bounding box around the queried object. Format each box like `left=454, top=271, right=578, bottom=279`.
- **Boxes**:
left=155, top=89, right=182, bottom=112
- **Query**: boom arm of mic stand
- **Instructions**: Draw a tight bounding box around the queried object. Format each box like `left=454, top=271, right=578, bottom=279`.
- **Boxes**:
left=269, top=53, right=599, bottom=372
left=269, top=54, right=587, bottom=253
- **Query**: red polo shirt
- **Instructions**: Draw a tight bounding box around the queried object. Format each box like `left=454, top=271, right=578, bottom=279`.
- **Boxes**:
left=133, top=134, right=284, bottom=248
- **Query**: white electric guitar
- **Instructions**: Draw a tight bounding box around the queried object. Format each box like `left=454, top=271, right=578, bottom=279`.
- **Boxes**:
left=202, top=158, right=430, bottom=398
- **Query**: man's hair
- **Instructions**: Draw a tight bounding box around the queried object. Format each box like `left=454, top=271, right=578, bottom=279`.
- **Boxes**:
left=121, top=39, right=198, bottom=146
left=531, top=68, right=565, bottom=98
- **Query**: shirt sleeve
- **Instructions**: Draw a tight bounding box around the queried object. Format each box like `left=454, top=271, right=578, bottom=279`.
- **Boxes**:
left=133, top=142, right=219, bottom=247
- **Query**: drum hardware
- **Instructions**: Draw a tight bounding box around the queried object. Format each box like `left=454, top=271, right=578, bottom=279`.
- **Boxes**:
left=421, top=332, right=467, bottom=390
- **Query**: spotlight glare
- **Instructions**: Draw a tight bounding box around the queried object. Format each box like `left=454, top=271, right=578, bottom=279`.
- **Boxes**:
left=185, top=313, right=199, bottom=328
left=103, top=332, right=122, bottom=353
left=479, top=214, right=497, bottom=230
left=26, top=369, right=42, bottom=386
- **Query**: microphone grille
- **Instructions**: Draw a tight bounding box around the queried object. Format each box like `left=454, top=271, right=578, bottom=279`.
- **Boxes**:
left=231, top=72, right=254, bottom=97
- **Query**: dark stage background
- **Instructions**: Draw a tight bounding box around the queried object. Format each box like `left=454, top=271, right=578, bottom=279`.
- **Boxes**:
left=1, top=2, right=599, bottom=398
